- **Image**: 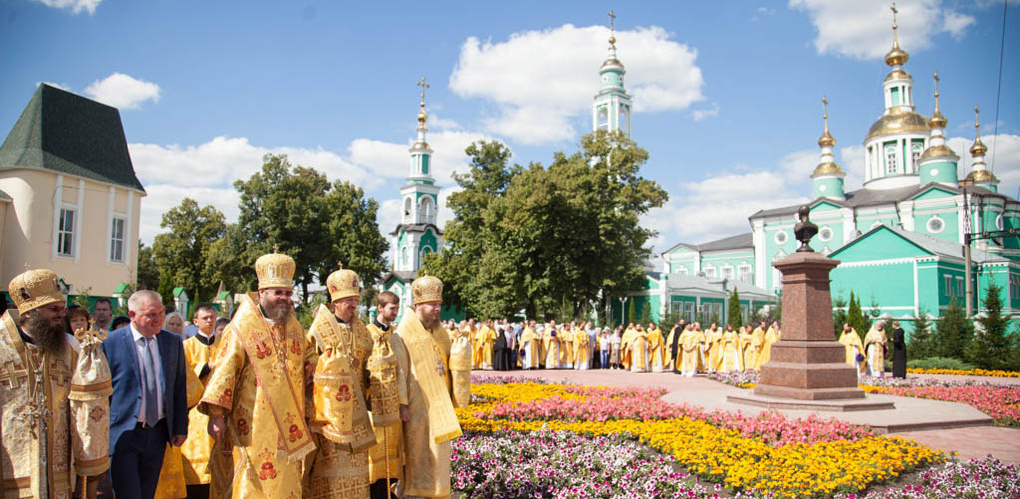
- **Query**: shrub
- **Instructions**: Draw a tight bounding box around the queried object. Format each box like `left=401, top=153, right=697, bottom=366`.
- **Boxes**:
left=907, top=357, right=976, bottom=371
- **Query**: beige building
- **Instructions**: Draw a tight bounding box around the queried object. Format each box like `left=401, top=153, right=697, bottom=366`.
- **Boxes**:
left=0, top=84, right=145, bottom=302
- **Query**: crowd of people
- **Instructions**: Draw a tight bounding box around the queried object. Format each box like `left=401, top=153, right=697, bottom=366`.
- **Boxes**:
left=1, top=255, right=462, bottom=499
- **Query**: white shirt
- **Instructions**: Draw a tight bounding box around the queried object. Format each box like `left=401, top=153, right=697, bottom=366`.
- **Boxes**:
left=131, top=325, right=165, bottom=422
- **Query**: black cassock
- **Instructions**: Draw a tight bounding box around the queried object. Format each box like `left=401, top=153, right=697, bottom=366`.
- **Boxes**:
left=493, top=331, right=509, bottom=370
left=891, top=327, right=907, bottom=378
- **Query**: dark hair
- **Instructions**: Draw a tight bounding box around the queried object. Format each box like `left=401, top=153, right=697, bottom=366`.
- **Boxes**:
left=193, top=303, right=217, bottom=317
left=376, top=291, right=399, bottom=308
left=215, top=317, right=231, bottom=331
left=111, top=316, right=130, bottom=330
left=64, top=306, right=91, bottom=334
left=93, top=297, right=113, bottom=310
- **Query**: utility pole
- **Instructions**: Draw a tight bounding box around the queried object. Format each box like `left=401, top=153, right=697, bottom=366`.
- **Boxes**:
left=962, top=188, right=1020, bottom=317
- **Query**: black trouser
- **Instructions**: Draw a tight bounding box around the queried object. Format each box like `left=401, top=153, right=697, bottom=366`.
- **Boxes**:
left=111, top=419, right=168, bottom=499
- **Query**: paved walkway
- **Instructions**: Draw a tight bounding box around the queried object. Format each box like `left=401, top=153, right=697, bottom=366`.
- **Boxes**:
left=472, top=368, right=1020, bottom=464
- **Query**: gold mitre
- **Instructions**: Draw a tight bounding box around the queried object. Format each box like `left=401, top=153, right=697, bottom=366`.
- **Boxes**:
left=255, top=252, right=296, bottom=290
left=411, top=275, right=443, bottom=305
left=9, top=269, right=64, bottom=314
left=326, top=263, right=361, bottom=302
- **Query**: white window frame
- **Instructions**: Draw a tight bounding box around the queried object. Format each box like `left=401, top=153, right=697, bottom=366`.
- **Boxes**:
left=885, top=145, right=897, bottom=174
left=57, top=208, right=76, bottom=257
left=927, top=216, right=945, bottom=234
left=110, top=217, right=126, bottom=262
left=738, top=264, right=752, bottom=283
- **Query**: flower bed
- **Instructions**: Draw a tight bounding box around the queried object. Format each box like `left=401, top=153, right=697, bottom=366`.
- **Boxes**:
left=833, top=456, right=1020, bottom=498
left=452, top=430, right=720, bottom=498
left=862, top=385, right=1020, bottom=427
left=459, top=381, right=944, bottom=498
left=907, top=367, right=1020, bottom=378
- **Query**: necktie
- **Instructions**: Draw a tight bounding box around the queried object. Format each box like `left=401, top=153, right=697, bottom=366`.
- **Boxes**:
left=141, top=337, right=158, bottom=426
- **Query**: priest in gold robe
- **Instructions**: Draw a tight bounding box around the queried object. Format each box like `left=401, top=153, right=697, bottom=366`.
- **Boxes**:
left=738, top=326, right=756, bottom=371
left=306, top=265, right=377, bottom=499
left=200, top=253, right=319, bottom=499
left=520, top=321, right=540, bottom=370
left=1, top=269, right=110, bottom=499
left=395, top=276, right=462, bottom=498
left=646, top=323, right=665, bottom=372
left=837, top=323, right=865, bottom=377
left=758, top=322, right=780, bottom=369
left=864, top=321, right=888, bottom=378
left=476, top=321, right=496, bottom=370
left=750, top=322, right=768, bottom=370
left=571, top=323, right=589, bottom=370
left=543, top=322, right=561, bottom=369
left=629, top=325, right=649, bottom=373
left=718, top=324, right=743, bottom=372
left=366, top=291, right=411, bottom=499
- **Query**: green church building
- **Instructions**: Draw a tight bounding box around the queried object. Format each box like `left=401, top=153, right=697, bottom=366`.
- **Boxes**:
left=655, top=15, right=1020, bottom=333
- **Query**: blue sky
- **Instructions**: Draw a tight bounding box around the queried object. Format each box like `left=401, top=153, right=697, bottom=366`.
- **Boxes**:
left=1, top=0, right=1017, bottom=255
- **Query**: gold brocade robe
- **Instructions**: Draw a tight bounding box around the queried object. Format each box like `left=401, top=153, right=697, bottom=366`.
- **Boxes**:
left=154, top=356, right=204, bottom=499
left=718, top=330, right=743, bottom=372
left=559, top=329, right=573, bottom=367
left=838, top=329, right=865, bottom=375
left=180, top=333, right=227, bottom=487
left=679, top=329, right=700, bottom=374
left=864, top=327, right=887, bottom=376
left=758, top=327, right=780, bottom=369
left=306, top=312, right=375, bottom=499
left=520, top=328, right=540, bottom=369
left=739, top=330, right=755, bottom=370
left=0, top=310, right=103, bottom=499
left=198, top=294, right=317, bottom=499
left=572, top=329, right=589, bottom=369
left=543, top=330, right=560, bottom=369
left=446, top=327, right=471, bottom=409
left=394, top=309, right=460, bottom=498
left=647, top=328, right=664, bottom=372
left=476, top=327, right=496, bottom=369
left=705, top=328, right=723, bottom=371
left=629, top=330, right=649, bottom=372
left=664, top=329, right=677, bottom=370
left=365, top=323, right=410, bottom=487
left=750, top=327, right=767, bottom=370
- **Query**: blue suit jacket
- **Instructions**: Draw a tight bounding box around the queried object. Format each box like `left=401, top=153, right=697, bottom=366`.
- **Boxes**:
left=103, top=326, right=188, bottom=455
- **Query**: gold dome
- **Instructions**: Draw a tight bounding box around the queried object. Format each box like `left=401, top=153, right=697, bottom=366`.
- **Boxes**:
left=866, top=109, right=929, bottom=141
left=970, top=138, right=987, bottom=157
left=885, top=43, right=909, bottom=67
left=417, top=107, right=428, bottom=125
left=965, top=169, right=997, bottom=183
left=601, top=57, right=624, bottom=70
left=928, top=110, right=947, bottom=128
left=812, top=162, right=845, bottom=177
left=918, top=144, right=956, bottom=161
left=818, top=130, right=835, bottom=147
left=884, top=68, right=911, bottom=82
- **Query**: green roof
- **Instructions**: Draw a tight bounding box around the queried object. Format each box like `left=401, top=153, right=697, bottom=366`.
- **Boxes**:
left=215, top=290, right=231, bottom=300
left=173, top=287, right=186, bottom=297
left=113, top=282, right=130, bottom=294
left=0, top=84, right=145, bottom=192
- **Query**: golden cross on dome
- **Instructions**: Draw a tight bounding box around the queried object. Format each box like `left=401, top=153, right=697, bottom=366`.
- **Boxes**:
left=608, top=10, right=616, bottom=31
left=974, top=105, right=981, bottom=136
left=891, top=3, right=898, bottom=28
left=933, top=71, right=941, bottom=109
left=417, top=77, right=429, bottom=106
left=822, top=95, right=830, bottom=132
left=272, top=244, right=280, bottom=253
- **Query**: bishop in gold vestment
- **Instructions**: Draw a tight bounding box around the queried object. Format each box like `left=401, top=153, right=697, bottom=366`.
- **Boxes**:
left=199, top=253, right=318, bottom=499
left=837, top=324, right=865, bottom=377
left=306, top=266, right=376, bottom=499
left=1, top=269, right=110, bottom=499
left=395, top=276, right=461, bottom=498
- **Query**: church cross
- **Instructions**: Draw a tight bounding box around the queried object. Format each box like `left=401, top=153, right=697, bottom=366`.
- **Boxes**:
left=608, top=10, right=616, bottom=31
left=417, top=77, right=429, bottom=105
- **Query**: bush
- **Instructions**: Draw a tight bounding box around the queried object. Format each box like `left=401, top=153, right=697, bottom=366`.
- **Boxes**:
left=907, top=357, right=976, bottom=371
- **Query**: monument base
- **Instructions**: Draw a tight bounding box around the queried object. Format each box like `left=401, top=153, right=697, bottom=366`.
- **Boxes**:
left=727, top=391, right=895, bottom=412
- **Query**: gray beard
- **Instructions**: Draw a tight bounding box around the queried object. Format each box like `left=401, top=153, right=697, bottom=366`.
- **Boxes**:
left=23, top=313, right=68, bottom=356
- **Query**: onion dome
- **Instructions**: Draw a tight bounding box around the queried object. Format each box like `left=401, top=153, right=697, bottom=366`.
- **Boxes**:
left=885, top=4, right=909, bottom=67
left=812, top=96, right=845, bottom=178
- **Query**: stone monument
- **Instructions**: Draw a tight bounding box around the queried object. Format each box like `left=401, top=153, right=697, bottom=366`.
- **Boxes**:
left=729, top=206, right=893, bottom=411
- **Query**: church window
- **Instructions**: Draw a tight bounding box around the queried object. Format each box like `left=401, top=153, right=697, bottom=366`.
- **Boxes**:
left=421, top=155, right=430, bottom=175
left=944, top=275, right=952, bottom=296
left=911, top=142, right=924, bottom=171
left=705, top=267, right=717, bottom=278
left=818, top=226, right=833, bottom=242
left=996, top=214, right=1004, bottom=230
left=597, top=108, right=609, bottom=130
left=774, top=230, right=788, bottom=245
left=927, top=216, right=945, bottom=234
left=57, top=208, right=75, bottom=257
left=676, top=266, right=688, bottom=276
left=890, top=87, right=901, bottom=106
left=956, top=277, right=964, bottom=298
left=403, top=198, right=412, bottom=218
left=738, top=264, right=751, bottom=283
left=420, top=197, right=434, bottom=222
left=400, top=246, right=409, bottom=268
left=721, top=266, right=734, bottom=280
left=683, top=302, right=695, bottom=322
left=885, top=145, right=897, bottom=174
left=619, top=107, right=629, bottom=133
left=110, top=217, right=125, bottom=262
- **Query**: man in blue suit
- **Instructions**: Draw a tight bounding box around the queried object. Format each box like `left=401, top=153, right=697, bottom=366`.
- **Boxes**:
left=103, top=290, right=188, bottom=499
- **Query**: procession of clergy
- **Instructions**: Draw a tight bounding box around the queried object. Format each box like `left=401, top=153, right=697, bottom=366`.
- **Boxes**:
left=0, top=253, right=468, bottom=499
left=458, top=318, right=892, bottom=378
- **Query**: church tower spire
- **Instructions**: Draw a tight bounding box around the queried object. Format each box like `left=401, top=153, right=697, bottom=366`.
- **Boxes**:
left=918, top=71, right=960, bottom=186
left=811, top=96, right=846, bottom=200
left=862, top=3, right=930, bottom=190
left=592, top=10, right=633, bottom=138
left=965, top=105, right=999, bottom=192
left=393, top=77, right=443, bottom=273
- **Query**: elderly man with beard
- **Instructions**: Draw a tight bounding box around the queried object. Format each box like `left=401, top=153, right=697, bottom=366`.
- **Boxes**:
left=0, top=269, right=110, bottom=499
left=394, top=276, right=462, bottom=498
left=200, top=252, right=318, bottom=499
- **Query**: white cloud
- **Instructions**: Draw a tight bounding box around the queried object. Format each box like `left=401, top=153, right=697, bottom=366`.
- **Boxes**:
left=84, top=73, right=161, bottom=110
left=32, top=0, right=101, bottom=14
left=450, top=24, right=703, bottom=145
left=788, top=0, right=975, bottom=60
left=947, top=133, right=1020, bottom=195
left=139, top=184, right=240, bottom=244
left=692, top=104, right=720, bottom=122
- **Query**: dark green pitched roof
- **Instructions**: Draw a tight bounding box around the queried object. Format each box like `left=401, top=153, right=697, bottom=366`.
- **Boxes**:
left=0, top=84, right=145, bottom=192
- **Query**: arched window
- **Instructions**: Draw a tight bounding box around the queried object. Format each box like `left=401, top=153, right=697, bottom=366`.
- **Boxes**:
left=400, top=246, right=409, bottom=268
left=619, top=107, right=629, bottom=134
left=885, top=145, right=897, bottom=174
left=597, top=108, right=609, bottom=130
left=403, top=198, right=413, bottom=218
left=420, top=197, right=434, bottom=222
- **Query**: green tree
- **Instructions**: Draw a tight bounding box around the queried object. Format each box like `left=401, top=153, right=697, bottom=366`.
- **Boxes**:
left=728, top=289, right=742, bottom=329
left=968, top=281, right=1013, bottom=370
left=832, top=294, right=848, bottom=340
left=640, top=300, right=652, bottom=324
left=909, top=308, right=935, bottom=360
left=847, top=291, right=867, bottom=339
left=136, top=242, right=160, bottom=290
left=152, top=198, right=227, bottom=304
left=233, top=154, right=388, bottom=304
left=627, top=298, right=637, bottom=325
left=936, top=297, right=974, bottom=361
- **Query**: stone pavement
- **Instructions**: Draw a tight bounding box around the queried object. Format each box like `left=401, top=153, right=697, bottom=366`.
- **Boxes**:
left=473, top=368, right=1020, bottom=465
